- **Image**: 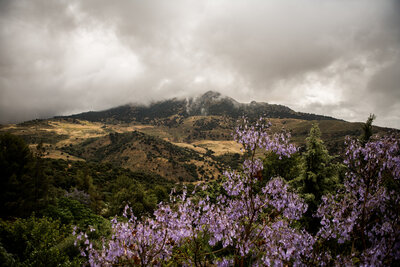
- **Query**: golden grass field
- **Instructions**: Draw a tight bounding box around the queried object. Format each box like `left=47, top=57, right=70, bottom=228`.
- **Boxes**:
left=192, top=140, right=243, bottom=156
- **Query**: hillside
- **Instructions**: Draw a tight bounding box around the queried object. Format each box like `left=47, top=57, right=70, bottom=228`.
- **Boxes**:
left=61, top=130, right=222, bottom=182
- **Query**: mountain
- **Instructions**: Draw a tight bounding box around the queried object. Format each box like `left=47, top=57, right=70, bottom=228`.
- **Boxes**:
left=1, top=91, right=397, bottom=183
left=59, top=91, right=338, bottom=123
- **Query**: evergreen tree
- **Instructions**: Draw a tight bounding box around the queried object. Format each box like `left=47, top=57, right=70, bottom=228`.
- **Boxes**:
left=360, top=114, right=376, bottom=145
left=0, top=134, right=51, bottom=218
left=0, top=133, right=34, bottom=217
left=290, top=124, right=339, bottom=232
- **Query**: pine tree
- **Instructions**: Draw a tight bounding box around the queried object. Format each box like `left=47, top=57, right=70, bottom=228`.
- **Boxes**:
left=0, top=133, right=50, bottom=217
left=302, top=124, right=332, bottom=203
left=290, top=124, right=339, bottom=232
left=360, top=114, right=376, bottom=146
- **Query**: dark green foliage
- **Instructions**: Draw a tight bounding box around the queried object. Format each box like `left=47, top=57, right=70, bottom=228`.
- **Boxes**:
left=108, top=175, right=158, bottom=217
left=44, top=197, right=106, bottom=228
left=0, top=133, right=49, bottom=218
left=43, top=159, right=171, bottom=191
left=0, top=242, right=16, bottom=266
left=75, top=169, right=103, bottom=213
left=0, top=216, right=82, bottom=266
left=0, top=133, right=33, bottom=217
left=41, top=158, right=173, bottom=217
left=263, top=151, right=301, bottom=181
left=292, top=124, right=338, bottom=201
left=360, top=114, right=376, bottom=145
left=39, top=158, right=173, bottom=216
left=153, top=185, right=168, bottom=202
left=290, top=124, right=340, bottom=232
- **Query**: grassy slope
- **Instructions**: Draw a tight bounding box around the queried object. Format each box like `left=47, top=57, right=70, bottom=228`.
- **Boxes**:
left=61, top=130, right=222, bottom=182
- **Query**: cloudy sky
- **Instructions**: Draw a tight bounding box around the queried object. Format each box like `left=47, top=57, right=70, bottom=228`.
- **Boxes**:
left=0, top=0, right=399, bottom=128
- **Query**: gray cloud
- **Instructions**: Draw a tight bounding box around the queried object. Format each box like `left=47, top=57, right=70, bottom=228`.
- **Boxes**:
left=0, top=0, right=399, bottom=128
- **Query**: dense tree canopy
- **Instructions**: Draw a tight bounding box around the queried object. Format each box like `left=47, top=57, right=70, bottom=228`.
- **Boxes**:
left=0, top=133, right=48, bottom=218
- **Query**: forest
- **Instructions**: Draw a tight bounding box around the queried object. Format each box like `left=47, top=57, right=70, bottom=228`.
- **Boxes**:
left=0, top=115, right=399, bottom=266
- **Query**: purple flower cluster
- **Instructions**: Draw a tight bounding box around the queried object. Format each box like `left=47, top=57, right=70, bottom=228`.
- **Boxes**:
left=76, top=211, right=175, bottom=266
left=207, top=174, right=313, bottom=264
left=234, top=117, right=297, bottom=158
left=75, top=120, right=400, bottom=266
left=317, top=134, right=400, bottom=265
left=75, top=118, right=312, bottom=266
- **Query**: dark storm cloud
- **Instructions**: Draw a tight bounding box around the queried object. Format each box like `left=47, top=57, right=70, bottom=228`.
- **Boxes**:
left=367, top=54, right=400, bottom=112
left=0, top=0, right=399, bottom=128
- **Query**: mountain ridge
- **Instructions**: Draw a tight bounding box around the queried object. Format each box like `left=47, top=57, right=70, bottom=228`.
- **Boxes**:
left=57, top=91, right=340, bottom=123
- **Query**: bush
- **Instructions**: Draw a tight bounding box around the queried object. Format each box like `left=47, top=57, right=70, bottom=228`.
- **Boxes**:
left=0, top=216, right=82, bottom=266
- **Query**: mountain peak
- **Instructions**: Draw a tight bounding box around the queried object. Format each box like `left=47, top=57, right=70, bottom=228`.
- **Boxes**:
left=200, top=91, right=222, bottom=100
left=185, top=91, right=239, bottom=116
